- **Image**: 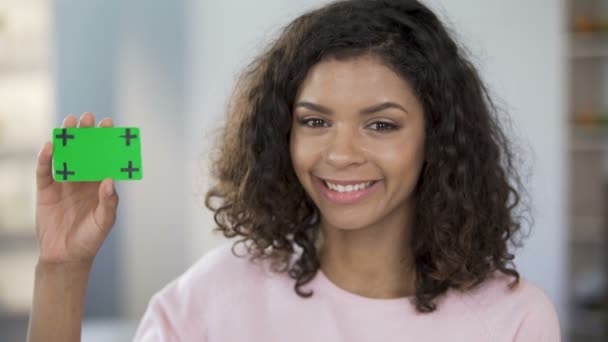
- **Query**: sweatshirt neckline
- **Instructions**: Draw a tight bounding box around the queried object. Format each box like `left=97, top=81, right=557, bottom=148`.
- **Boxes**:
left=314, top=268, right=417, bottom=312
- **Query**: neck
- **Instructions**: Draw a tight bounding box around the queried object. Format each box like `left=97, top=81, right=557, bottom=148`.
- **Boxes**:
left=318, top=203, right=416, bottom=299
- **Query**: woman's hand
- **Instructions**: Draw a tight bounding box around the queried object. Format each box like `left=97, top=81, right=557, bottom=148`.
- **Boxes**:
left=35, top=112, right=119, bottom=264
left=27, top=112, right=121, bottom=342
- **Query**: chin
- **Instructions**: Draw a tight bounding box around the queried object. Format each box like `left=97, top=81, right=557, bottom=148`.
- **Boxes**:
left=318, top=211, right=375, bottom=231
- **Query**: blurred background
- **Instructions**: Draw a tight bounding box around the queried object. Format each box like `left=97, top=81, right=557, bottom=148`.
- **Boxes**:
left=0, top=0, right=604, bottom=341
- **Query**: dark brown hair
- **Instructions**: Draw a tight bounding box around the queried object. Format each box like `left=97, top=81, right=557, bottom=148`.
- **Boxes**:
left=204, top=0, right=530, bottom=313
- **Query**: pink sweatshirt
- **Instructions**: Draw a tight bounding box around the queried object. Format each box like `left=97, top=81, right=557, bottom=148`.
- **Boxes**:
left=133, top=242, right=561, bottom=341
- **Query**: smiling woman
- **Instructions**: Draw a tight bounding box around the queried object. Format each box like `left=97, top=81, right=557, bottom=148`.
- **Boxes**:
left=183, top=0, right=559, bottom=339
left=27, top=0, right=561, bottom=341
left=204, top=0, right=526, bottom=312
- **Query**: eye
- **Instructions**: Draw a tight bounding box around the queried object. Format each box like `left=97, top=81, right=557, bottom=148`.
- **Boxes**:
left=367, top=121, right=399, bottom=131
left=298, top=118, right=330, bottom=128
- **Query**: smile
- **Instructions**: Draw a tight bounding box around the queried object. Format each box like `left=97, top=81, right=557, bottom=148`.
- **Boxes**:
left=323, top=180, right=375, bottom=192
left=314, top=176, right=381, bottom=204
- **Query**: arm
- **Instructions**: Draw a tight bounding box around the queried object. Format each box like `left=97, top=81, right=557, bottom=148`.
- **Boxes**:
left=27, top=261, right=92, bottom=342
left=27, top=112, right=120, bottom=342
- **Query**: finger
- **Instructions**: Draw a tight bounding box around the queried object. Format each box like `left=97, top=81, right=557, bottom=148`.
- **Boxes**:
left=61, top=114, right=78, bottom=128
left=98, top=117, right=114, bottom=128
left=94, top=178, right=119, bottom=232
left=57, top=116, right=78, bottom=192
left=61, top=114, right=91, bottom=193
left=77, top=112, right=95, bottom=128
left=36, top=141, right=54, bottom=190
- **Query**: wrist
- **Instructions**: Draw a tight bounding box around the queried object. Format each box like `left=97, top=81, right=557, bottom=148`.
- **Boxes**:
left=36, top=259, right=93, bottom=277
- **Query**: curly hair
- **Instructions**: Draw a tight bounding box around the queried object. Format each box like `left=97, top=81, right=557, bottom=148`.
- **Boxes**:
left=204, top=0, right=531, bottom=313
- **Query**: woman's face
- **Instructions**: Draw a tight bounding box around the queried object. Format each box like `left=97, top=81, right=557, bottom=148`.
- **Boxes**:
left=290, top=55, right=426, bottom=231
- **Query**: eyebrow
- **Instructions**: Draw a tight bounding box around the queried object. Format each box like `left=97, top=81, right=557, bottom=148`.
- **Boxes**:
left=293, top=101, right=409, bottom=115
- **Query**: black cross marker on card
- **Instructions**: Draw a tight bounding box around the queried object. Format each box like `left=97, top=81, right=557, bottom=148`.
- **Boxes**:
left=120, top=160, right=140, bottom=179
left=119, top=128, right=138, bottom=146
left=56, top=162, right=75, bottom=180
left=55, top=128, right=75, bottom=146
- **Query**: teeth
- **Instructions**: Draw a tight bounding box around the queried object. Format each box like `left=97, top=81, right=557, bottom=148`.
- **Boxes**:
left=324, top=181, right=373, bottom=193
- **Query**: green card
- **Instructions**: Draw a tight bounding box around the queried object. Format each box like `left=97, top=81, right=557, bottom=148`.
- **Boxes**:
left=52, top=127, right=143, bottom=182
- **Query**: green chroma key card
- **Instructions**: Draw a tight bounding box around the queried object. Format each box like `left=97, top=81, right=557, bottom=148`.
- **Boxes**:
left=52, top=127, right=143, bottom=182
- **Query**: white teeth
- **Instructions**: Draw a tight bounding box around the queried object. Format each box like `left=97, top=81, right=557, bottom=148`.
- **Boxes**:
left=324, top=181, right=373, bottom=193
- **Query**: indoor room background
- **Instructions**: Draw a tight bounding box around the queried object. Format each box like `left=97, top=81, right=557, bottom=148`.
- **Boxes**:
left=1, top=0, right=604, bottom=341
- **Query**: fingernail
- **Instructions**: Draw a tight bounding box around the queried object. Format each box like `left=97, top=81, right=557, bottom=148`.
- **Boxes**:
left=38, top=142, right=48, bottom=157
left=106, top=180, right=114, bottom=196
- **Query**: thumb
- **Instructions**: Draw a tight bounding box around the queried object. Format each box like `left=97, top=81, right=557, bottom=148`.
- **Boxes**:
left=94, top=178, right=119, bottom=232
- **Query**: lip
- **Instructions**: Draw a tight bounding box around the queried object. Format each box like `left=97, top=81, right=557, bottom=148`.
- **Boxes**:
left=313, top=176, right=381, bottom=205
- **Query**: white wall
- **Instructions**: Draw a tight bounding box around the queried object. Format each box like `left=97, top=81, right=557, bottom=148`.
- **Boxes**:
left=116, top=0, right=188, bottom=319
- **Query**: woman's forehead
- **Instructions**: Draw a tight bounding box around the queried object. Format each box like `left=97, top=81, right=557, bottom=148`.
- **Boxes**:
left=294, top=56, right=420, bottom=113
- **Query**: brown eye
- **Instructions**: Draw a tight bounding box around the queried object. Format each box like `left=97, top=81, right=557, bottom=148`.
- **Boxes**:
left=368, top=121, right=399, bottom=131
left=299, top=118, right=329, bottom=128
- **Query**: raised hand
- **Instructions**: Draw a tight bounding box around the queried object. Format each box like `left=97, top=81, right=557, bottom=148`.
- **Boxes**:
left=35, top=112, right=119, bottom=264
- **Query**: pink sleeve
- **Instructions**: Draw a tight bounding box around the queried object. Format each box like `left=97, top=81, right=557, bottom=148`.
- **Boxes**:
left=132, top=294, right=182, bottom=342
left=513, top=291, right=562, bottom=342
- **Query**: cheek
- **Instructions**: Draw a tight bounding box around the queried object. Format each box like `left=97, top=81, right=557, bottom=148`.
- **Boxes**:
left=369, top=136, right=425, bottom=179
left=290, top=132, right=317, bottom=177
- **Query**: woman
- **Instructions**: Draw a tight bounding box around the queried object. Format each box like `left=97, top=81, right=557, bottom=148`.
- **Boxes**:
left=28, top=0, right=561, bottom=341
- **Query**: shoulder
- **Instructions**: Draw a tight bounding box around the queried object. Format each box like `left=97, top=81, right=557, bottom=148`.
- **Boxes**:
left=177, top=241, right=256, bottom=285
left=454, top=270, right=562, bottom=341
left=157, top=241, right=272, bottom=304
left=134, top=242, right=271, bottom=341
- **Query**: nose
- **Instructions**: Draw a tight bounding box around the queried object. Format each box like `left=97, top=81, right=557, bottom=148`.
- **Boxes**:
left=325, top=125, right=365, bottom=169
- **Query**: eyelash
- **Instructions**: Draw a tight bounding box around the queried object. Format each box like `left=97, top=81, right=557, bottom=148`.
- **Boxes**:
left=298, top=118, right=399, bottom=131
